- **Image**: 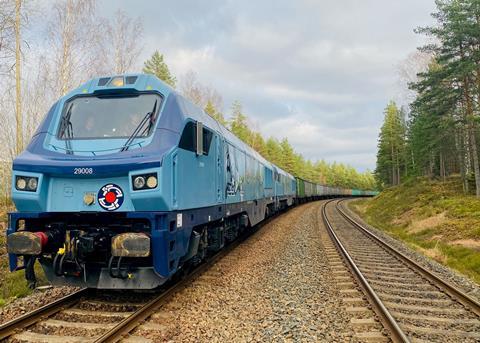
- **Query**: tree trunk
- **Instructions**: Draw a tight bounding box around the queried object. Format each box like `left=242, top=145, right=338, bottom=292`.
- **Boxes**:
left=440, top=151, right=446, bottom=182
left=391, top=144, right=395, bottom=185
left=14, top=0, right=22, bottom=155
left=469, top=124, right=480, bottom=197
left=462, top=72, right=480, bottom=196
left=457, top=128, right=468, bottom=193
left=429, top=152, right=435, bottom=178
left=396, top=150, right=401, bottom=185
left=60, top=0, right=73, bottom=96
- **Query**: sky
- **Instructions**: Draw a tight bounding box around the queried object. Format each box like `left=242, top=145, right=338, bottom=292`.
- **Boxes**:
left=96, top=0, right=437, bottom=172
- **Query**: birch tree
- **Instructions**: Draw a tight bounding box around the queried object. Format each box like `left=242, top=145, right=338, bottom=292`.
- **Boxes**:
left=180, top=71, right=224, bottom=118
left=14, top=0, right=21, bottom=155
left=46, top=0, right=98, bottom=96
left=0, top=1, right=15, bottom=75
left=104, top=9, right=143, bottom=74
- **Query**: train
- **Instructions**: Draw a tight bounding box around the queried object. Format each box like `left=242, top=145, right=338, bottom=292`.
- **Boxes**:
left=6, top=74, right=376, bottom=289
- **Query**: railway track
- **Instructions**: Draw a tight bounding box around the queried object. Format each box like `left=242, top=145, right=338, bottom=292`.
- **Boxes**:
left=0, top=225, right=256, bottom=343
left=322, top=199, right=480, bottom=342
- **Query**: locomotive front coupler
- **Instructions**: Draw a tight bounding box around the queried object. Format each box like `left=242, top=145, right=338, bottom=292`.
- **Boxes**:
left=53, top=228, right=112, bottom=277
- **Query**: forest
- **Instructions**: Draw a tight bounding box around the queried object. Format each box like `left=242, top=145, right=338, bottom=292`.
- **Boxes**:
left=0, top=0, right=376, bottom=210
left=376, top=0, right=480, bottom=195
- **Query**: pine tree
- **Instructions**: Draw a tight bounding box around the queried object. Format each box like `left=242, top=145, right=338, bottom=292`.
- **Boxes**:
left=142, top=51, right=176, bottom=87
left=230, top=101, right=252, bottom=144
left=279, top=138, right=296, bottom=175
left=410, top=0, right=480, bottom=194
left=204, top=100, right=226, bottom=125
left=251, top=132, right=267, bottom=157
left=265, top=138, right=282, bottom=165
left=225, top=100, right=375, bottom=190
left=375, top=101, right=407, bottom=187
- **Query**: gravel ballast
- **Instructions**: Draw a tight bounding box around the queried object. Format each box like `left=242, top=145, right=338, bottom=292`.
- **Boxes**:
left=0, top=286, right=78, bottom=325
left=131, top=201, right=358, bottom=342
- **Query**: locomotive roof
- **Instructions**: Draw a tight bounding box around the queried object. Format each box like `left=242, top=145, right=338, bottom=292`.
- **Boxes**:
left=62, top=73, right=295, bottom=180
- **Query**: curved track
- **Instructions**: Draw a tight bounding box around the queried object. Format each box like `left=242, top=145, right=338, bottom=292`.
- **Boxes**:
left=322, top=199, right=480, bottom=342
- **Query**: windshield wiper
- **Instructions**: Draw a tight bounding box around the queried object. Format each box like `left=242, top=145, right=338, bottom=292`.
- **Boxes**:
left=59, top=103, right=74, bottom=155
left=121, top=99, right=157, bottom=152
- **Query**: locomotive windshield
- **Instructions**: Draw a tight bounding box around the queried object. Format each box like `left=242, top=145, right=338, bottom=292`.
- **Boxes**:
left=57, top=94, right=162, bottom=140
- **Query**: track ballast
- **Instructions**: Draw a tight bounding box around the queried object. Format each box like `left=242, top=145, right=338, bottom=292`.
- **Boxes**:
left=322, top=199, right=480, bottom=342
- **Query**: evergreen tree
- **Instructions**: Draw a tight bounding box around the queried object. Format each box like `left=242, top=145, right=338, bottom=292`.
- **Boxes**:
left=229, top=101, right=251, bottom=144
left=251, top=132, right=267, bottom=157
left=279, top=138, right=296, bottom=175
left=204, top=100, right=227, bottom=125
left=396, top=0, right=480, bottom=195
left=224, top=100, right=376, bottom=190
left=142, top=51, right=176, bottom=87
left=265, top=137, right=282, bottom=165
left=375, top=101, right=407, bottom=187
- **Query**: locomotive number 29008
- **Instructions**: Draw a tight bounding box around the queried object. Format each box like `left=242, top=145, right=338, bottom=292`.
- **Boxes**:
left=74, top=168, right=94, bottom=175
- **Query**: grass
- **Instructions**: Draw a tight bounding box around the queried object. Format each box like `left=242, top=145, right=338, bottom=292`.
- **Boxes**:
left=350, top=176, right=480, bottom=284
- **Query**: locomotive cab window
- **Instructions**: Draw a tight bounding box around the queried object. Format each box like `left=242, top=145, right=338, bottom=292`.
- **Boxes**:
left=178, top=121, right=213, bottom=155
left=57, top=94, right=162, bottom=140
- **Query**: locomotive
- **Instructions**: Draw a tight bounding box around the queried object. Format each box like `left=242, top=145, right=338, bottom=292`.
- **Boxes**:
left=6, top=74, right=375, bottom=289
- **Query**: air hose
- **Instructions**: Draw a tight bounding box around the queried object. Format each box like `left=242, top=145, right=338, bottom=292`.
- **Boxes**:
left=24, top=255, right=37, bottom=289
left=108, top=256, right=128, bottom=279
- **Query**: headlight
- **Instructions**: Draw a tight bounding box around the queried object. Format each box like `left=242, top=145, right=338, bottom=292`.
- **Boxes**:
left=146, top=176, right=157, bottom=188
left=27, top=178, right=38, bottom=191
left=132, top=173, right=158, bottom=190
left=16, top=177, right=27, bottom=190
left=15, top=176, right=38, bottom=192
left=133, top=176, right=145, bottom=190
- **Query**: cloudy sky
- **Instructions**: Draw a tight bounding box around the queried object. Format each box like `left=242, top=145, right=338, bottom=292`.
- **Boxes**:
left=97, top=0, right=436, bottom=172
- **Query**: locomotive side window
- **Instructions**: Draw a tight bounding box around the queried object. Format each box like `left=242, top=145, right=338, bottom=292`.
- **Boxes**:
left=202, top=128, right=213, bottom=155
left=178, top=121, right=213, bottom=155
left=179, top=122, right=195, bottom=151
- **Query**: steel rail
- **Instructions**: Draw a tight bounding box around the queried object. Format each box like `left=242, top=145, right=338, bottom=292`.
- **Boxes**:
left=336, top=199, right=480, bottom=317
left=0, top=206, right=281, bottom=343
left=94, top=222, right=269, bottom=343
left=321, top=200, right=410, bottom=343
left=0, top=288, right=90, bottom=340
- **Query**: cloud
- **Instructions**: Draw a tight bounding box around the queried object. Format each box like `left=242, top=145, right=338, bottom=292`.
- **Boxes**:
left=98, top=0, right=436, bottom=172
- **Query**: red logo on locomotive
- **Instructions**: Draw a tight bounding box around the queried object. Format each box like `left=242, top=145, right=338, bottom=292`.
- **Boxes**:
left=98, top=184, right=124, bottom=211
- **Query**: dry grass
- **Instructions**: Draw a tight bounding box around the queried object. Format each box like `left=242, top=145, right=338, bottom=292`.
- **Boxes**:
left=407, top=212, right=447, bottom=234
left=451, top=239, right=480, bottom=251
left=416, top=241, right=448, bottom=264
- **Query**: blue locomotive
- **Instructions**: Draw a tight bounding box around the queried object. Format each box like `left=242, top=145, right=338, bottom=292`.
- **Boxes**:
left=6, top=74, right=374, bottom=289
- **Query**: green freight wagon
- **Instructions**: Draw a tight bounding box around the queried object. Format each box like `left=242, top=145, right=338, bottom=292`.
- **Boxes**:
left=296, top=178, right=305, bottom=199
